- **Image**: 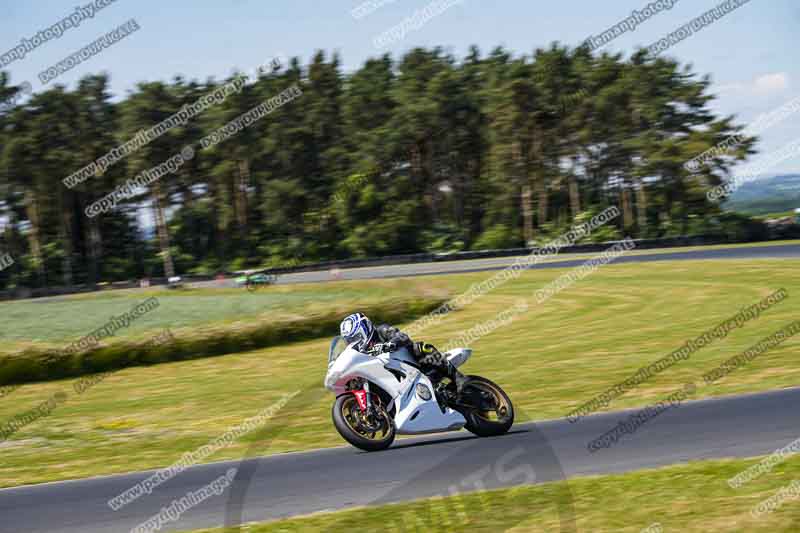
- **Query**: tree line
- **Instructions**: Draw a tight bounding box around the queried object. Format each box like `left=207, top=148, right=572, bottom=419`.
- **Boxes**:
left=0, top=44, right=758, bottom=289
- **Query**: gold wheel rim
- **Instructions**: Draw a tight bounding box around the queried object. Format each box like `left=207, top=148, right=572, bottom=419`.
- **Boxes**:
left=341, top=396, right=391, bottom=441
left=467, top=382, right=511, bottom=423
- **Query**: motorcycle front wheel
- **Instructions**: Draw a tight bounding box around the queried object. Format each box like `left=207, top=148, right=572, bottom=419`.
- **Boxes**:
left=458, top=375, right=515, bottom=437
left=332, top=394, right=396, bottom=452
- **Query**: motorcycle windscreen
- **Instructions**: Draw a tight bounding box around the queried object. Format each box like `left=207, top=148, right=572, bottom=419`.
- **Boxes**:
left=445, top=348, right=472, bottom=368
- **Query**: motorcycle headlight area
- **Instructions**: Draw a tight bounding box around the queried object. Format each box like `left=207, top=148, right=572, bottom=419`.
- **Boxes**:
left=415, top=383, right=432, bottom=401
left=325, top=371, right=342, bottom=389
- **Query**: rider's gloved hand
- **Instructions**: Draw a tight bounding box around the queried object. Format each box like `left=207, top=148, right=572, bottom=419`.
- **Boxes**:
left=414, top=341, right=436, bottom=356
left=382, top=342, right=397, bottom=353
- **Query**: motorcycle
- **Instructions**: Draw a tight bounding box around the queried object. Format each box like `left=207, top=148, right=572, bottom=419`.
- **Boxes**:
left=234, top=271, right=278, bottom=292
left=324, top=336, right=514, bottom=451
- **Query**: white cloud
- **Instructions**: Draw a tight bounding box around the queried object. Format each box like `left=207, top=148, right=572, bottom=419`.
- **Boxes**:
left=715, top=72, right=789, bottom=95
left=754, top=73, right=789, bottom=93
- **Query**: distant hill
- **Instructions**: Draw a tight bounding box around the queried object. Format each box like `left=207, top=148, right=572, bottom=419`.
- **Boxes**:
left=724, top=174, right=800, bottom=216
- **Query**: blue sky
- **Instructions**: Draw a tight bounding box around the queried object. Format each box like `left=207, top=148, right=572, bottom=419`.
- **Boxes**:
left=2, top=0, right=799, bottom=174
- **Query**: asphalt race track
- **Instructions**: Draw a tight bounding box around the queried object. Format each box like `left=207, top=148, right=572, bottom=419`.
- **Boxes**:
left=198, top=243, right=800, bottom=287
left=2, top=386, right=799, bottom=533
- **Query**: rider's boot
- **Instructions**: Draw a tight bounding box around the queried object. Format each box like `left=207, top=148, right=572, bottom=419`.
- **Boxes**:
left=447, top=362, right=469, bottom=394
left=418, top=342, right=470, bottom=394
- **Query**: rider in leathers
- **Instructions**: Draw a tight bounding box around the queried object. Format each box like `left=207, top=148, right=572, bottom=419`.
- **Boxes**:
left=339, top=313, right=468, bottom=392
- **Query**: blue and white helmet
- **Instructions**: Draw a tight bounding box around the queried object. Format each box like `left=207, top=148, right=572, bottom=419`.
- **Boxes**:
left=340, top=312, right=374, bottom=348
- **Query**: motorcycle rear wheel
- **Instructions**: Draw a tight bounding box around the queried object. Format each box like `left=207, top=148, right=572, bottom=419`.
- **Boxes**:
left=332, top=394, right=396, bottom=452
left=458, top=375, right=515, bottom=437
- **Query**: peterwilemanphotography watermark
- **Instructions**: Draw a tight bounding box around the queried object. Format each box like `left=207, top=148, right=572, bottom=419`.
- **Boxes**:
left=568, top=288, right=787, bottom=422
left=199, top=84, right=303, bottom=150
left=707, top=136, right=800, bottom=201
left=685, top=94, right=800, bottom=173
left=72, top=329, right=175, bottom=396
left=1, top=0, right=119, bottom=68
left=130, top=468, right=237, bottom=533
left=406, top=207, right=621, bottom=338
left=441, top=299, right=529, bottom=352
left=647, top=0, right=753, bottom=56
left=587, top=383, right=696, bottom=452
left=702, top=320, right=800, bottom=385
left=39, top=18, right=140, bottom=85
left=640, top=523, right=664, bottom=533
left=373, top=0, right=464, bottom=49
left=351, top=0, right=397, bottom=20
left=0, top=391, right=68, bottom=442
left=583, top=0, right=680, bottom=51
left=728, top=435, right=800, bottom=489
left=85, top=147, right=195, bottom=218
left=63, top=55, right=286, bottom=188
left=535, top=237, right=636, bottom=305
left=751, top=479, right=800, bottom=519
left=109, top=390, right=299, bottom=510
left=58, top=297, right=160, bottom=358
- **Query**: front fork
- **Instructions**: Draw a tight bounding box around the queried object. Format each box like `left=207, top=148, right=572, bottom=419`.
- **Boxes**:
left=352, top=381, right=373, bottom=413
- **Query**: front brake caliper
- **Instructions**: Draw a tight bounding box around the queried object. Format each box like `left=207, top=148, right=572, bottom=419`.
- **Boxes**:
left=352, top=390, right=369, bottom=412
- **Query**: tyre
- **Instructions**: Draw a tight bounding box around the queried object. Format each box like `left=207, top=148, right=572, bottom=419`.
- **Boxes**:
left=459, top=375, right=514, bottom=437
left=332, top=393, right=396, bottom=452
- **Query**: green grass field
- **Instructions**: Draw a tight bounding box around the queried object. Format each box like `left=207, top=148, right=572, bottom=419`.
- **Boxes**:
left=0, top=256, right=798, bottom=488
left=184, top=455, right=800, bottom=532
left=0, top=280, right=445, bottom=347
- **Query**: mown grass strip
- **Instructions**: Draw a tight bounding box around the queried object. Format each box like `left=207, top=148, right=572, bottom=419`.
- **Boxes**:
left=0, top=296, right=447, bottom=386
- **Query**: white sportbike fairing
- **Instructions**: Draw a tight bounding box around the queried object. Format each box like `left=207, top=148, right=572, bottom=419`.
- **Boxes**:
left=325, top=336, right=514, bottom=451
